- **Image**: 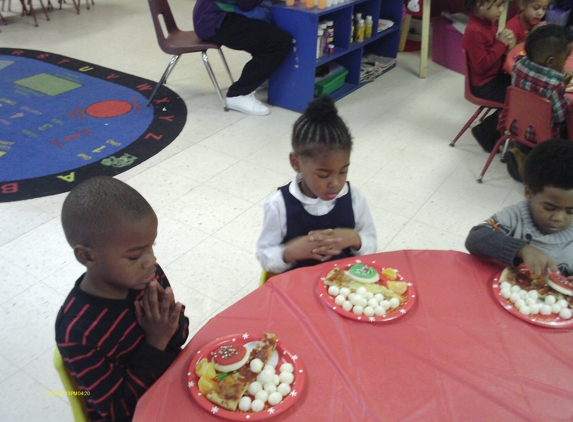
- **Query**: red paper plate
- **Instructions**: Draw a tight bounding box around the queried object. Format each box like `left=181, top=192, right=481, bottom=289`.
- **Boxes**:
left=187, top=333, right=305, bottom=420
left=492, top=270, right=573, bottom=328
left=317, top=259, right=416, bottom=322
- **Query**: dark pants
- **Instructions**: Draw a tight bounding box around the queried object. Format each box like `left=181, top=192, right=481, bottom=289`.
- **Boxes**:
left=205, top=14, right=292, bottom=98
left=469, top=74, right=511, bottom=152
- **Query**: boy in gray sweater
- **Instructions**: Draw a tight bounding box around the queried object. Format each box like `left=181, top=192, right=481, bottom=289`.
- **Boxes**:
left=465, top=139, right=573, bottom=278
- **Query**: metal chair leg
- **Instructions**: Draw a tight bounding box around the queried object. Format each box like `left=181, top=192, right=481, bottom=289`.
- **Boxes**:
left=477, top=135, right=509, bottom=183
left=147, top=54, right=180, bottom=107
left=450, top=106, right=484, bottom=147
left=499, top=137, right=511, bottom=162
left=202, top=51, right=228, bottom=111
left=218, top=48, right=234, bottom=84
left=38, top=0, right=50, bottom=20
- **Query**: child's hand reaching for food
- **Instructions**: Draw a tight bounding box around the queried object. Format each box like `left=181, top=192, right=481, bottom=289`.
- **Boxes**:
left=516, top=244, right=558, bottom=282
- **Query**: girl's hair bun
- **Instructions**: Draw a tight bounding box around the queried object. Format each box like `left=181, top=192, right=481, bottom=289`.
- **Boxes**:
left=305, top=95, right=338, bottom=123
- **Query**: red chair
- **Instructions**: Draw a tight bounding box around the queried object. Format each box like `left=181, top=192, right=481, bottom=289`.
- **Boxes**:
left=146, top=0, right=233, bottom=109
left=477, top=86, right=554, bottom=183
left=449, top=49, right=504, bottom=147
left=20, top=0, right=50, bottom=26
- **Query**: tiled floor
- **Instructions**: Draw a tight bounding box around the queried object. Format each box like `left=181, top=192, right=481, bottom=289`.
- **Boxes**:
left=0, top=1, right=522, bottom=420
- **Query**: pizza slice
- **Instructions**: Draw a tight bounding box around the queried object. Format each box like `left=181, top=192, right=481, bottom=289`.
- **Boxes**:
left=206, top=333, right=277, bottom=411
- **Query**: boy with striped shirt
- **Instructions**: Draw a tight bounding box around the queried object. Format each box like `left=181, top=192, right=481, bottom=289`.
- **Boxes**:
left=55, top=177, right=189, bottom=421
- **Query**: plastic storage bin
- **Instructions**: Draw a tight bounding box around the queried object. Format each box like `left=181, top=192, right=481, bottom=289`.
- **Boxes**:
left=431, top=16, right=464, bottom=75
left=314, top=68, right=349, bottom=97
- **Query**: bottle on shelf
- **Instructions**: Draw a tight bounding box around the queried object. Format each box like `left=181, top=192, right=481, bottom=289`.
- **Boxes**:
left=365, top=15, right=373, bottom=39
left=355, top=18, right=365, bottom=43
left=324, top=21, right=334, bottom=54
left=317, top=29, right=324, bottom=59
left=350, top=19, right=354, bottom=43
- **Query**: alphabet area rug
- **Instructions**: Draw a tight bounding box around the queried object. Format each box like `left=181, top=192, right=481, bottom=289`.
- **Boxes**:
left=0, top=48, right=187, bottom=202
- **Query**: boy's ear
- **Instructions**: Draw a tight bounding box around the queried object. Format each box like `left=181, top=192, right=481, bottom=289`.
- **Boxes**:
left=74, top=245, right=95, bottom=267
left=545, top=55, right=556, bottom=69
left=524, top=185, right=534, bottom=201
left=289, top=152, right=300, bottom=173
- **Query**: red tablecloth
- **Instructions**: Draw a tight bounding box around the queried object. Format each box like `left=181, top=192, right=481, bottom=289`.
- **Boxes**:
left=133, top=250, right=573, bottom=421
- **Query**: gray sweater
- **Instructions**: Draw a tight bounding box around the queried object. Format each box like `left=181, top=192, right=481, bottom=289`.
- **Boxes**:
left=465, top=200, right=573, bottom=276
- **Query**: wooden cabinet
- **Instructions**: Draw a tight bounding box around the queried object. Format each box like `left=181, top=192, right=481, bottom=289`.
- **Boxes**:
left=269, top=0, right=402, bottom=112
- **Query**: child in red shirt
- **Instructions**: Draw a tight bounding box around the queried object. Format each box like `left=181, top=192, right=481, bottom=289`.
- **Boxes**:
left=462, top=0, right=516, bottom=152
left=505, top=0, right=549, bottom=44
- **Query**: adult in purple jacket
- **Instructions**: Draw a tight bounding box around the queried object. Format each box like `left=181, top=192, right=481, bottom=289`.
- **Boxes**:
left=193, top=0, right=292, bottom=115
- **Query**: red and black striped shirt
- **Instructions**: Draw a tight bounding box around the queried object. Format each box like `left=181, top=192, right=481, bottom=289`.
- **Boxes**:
left=55, top=265, right=189, bottom=421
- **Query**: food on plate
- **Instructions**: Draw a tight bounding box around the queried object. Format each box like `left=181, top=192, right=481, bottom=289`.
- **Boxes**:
left=387, top=280, right=407, bottom=295
left=198, top=375, right=217, bottom=395
left=497, top=266, right=573, bottom=319
left=547, top=271, right=573, bottom=296
left=212, top=344, right=250, bottom=372
left=251, top=399, right=265, bottom=412
left=323, top=267, right=402, bottom=300
left=249, top=358, right=264, bottom=373
left=322, top=265, right=410, bottom=320
left=277, top=383, right=291, bottom=396
left=194, top=332, right=300, bottom=415
left=238, top=396, right=252, bottom=412
left=381, top=267, right=398, bottom=280
left=195, top=358, right=216, bottom=378
left=206, top=333, right=277, bottom=411
left=347, top=264, right=380, bottom=283
left=268, top=392, right=282, bottom=406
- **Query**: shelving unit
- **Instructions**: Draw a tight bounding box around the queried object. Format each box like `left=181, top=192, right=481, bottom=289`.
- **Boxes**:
left=269, top=0, right=402, bottom=112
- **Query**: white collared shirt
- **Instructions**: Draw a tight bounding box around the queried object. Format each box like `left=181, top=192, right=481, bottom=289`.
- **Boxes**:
left=256, top=174, right=377, bottom=273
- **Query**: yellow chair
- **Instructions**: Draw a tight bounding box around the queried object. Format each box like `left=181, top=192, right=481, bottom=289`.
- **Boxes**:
left=53, top=347, right=90, bottom=422
left=259, top=270, right=277, bottom=286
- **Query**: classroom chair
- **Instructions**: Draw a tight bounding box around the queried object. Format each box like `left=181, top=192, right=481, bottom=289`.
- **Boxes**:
left=146, top=0, right=234, bottom=109
left=449, top=50, right=504, bottom=147
left=260, top=270, right=278, bottom=286
left=20, top=0, right=50, bottom=26
left=477, top=86, right=553, bottom=183
left=53, top=347, right=90, bottom=422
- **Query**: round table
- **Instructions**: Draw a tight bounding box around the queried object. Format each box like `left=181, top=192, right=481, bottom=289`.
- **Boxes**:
left=134, top=250, right=573, bottom=421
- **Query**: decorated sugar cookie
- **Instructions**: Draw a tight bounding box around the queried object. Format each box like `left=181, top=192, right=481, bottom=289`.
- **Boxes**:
left=346, top=264, right=380, bottom=283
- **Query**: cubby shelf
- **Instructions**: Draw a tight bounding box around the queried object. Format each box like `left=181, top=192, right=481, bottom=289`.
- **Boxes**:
left=269, top=0, right=402, bottom=112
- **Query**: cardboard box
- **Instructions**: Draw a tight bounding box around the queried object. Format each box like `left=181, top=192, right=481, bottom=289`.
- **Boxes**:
left=431, top=16, right=464, bottom=75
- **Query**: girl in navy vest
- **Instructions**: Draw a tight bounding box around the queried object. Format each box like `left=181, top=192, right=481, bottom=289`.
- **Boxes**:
left=256, top=96, right=377, bottom=273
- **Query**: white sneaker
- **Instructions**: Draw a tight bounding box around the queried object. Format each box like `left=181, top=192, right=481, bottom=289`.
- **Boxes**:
left=226, top=92, right=270, bottom=116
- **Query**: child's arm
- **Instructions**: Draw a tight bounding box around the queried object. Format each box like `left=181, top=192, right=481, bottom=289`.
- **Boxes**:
left=464, top=29, right=511, bottom=77
left=465, top=220, right=527, bottom=266
left=256, top=191, right=297, bottom=273
left=515, top=244, right=558, bottom=279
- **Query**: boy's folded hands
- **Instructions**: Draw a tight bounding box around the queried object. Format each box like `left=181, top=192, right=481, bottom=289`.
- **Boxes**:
left=516, top=244, right=558, bottom=281
left=135, top=281, right=182, bottom=351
